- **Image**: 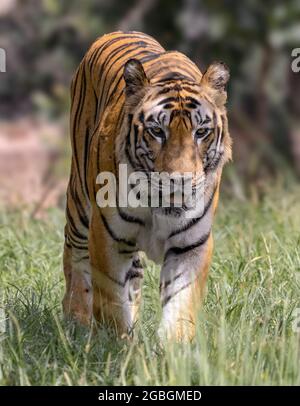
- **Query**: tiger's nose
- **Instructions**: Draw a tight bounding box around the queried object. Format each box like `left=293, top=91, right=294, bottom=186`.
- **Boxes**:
left=155, top=150, right=203, bottom=175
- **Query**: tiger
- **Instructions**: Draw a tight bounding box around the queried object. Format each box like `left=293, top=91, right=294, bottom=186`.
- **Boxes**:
left=63, top=31, right=231, bottom=342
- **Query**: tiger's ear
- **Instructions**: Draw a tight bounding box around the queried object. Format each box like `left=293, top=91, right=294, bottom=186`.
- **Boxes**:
left=124, top=59, right=149, bottom=106
left=201, top=62, right=230, bottom=107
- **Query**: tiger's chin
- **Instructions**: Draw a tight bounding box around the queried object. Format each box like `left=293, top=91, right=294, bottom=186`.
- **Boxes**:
left=148, top=182, right=205, bottom=216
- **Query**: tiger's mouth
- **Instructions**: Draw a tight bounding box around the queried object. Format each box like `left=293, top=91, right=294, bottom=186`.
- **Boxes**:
left=124, top=168, right=205, bottom=212
left=152, top=206, right=184, bottom=217
left=149, top=182, right=205, bottom=217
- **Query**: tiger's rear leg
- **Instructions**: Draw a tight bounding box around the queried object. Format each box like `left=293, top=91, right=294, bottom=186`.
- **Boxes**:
left=62, top=230, right=93, bottom=326
left=63, top=57, right=97, bottom=326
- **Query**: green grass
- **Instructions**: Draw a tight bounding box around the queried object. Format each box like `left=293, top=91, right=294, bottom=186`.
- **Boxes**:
left=0, top=183, right=300, bottom=386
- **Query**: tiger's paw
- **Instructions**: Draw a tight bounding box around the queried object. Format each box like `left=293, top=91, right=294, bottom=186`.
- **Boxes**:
left=62, top=295, right=92, bottom=327
left=158, top=318, right=196, bottom=344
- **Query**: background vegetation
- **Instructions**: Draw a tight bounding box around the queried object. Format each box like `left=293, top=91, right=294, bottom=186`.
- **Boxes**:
left=1, top=0, right=300, bottom=184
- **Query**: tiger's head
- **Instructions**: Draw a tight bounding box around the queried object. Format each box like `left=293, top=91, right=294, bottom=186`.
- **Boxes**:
left=124, top=58, right=231, bottom=177
left=123, top=58, right=231, bottom=213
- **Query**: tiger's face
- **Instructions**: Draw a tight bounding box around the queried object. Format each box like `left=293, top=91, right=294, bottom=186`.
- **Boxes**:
left=123, top=59, right=231, bottom=214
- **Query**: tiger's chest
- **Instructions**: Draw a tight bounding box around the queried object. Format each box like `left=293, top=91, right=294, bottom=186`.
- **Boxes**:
left=137, top=214, right=169, bottom=264
left=135, top=210, right=189, bottom=264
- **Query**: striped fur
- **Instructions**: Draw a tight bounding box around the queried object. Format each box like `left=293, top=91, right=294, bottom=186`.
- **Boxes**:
left=63, top=31, right=231, bottom=341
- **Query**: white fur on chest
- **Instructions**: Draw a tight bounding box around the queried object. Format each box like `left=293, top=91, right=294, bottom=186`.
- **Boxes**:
left=137, top=211, right=184, bottom=264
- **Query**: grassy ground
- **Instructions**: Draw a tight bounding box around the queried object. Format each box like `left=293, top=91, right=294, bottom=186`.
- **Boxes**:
left=0, top=182, right=300, bottom=386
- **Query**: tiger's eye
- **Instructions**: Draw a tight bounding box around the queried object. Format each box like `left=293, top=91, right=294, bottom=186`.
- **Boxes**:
left=152, top=127, right=163, bottom=134
left=149, top=126, right=165, bottom=138
left=196, top=128, right=207, bottom=137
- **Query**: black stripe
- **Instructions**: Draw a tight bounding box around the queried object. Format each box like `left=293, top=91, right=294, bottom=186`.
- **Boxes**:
left=96, top=128, right=101, bottom=183
left=140, top=135, right=150, bottom=150
left=66, top=236, right=88, bottom=251
left=80, top=255, right=90, bottom=261
left=204, top=133, right=215, bottom=152
left=125, top=120, right=138, bottom=170
left=101, top=214, right=136, bottom=247
left=89, top=34, right=159, bottom=71
left=125, top=268, right=143, bottom=283
left=118, top=206, right=145, bottom=225
left=113, top=149, right=145, bottom=226
left=168, top=185, right=217, bottom=238
left=155, top=72, right=191, bottom=83
left=98, top=41, right=158, bottom=110
left=103, top=71, right=124, bottom=108
left=119, top=249, right=137, bottom=255
left=65, top=241, right=72, bottom=249
left=157, top=96, right=180, bottom=105
left=140, top=53, right=164, bottom=63
left=133, top=124, right=139, bottom=148
left=156, top=86, right=175, bottom=96
left=71, top=64, right=87, bottom=197
left=66, top=205, right=88, bottom=241
left=134, top=124, right=150, bottom=170
left=136, top=146, right=153, bottom=166
left=181, top=115, right=189, bottom=130
left=170, top=109, right=181, bottom=122
left=92, top=85, right=98, bottom=123
left=162, top=281, right=193, bottom=307
left=105, top=273, right=125, bottom=288
left=146, top=114, right=154, bottom=122
left=164, top=231, right=211, bottom=261
left=160, top=271, right=183, bottom=292
left=150, top=67, right=194, bottom=81
left=182, top=86, right=200, bottom=94
left=184, top=96, right=201, bottom=105
left=95, top=41, right=139, bottom=89
left=83, top=126, right=90, bottom=200
left=66, top=218, right=87, bottom=247
left=103, top=49, right=153, bottom=108
left=97, top=42, right=154, bottom=90
left=67, top=234, right=88, bottom=250
left=69, top=177, right=90, bottom=229
left=103, top=267, right=143, bottom=289
left=205, top=152, right=223, bottom=172
left=202, top=115, right=211, bottom=125
left=220, top=114, right=226, bottom=143
left=157, top=111, right=164, bottom=123
left=151, top=64, right=197, bottom=81
left=116, top=204, right=145, bottom=226
left=73, top=65, right=86, bottom=155
left=138, top=111, right=145, bottom=124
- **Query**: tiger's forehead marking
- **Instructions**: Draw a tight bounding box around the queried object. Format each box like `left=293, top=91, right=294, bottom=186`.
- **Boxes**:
left=141, top=88, right=215, bottom=130
left=150, top=81, right=201, bottom=99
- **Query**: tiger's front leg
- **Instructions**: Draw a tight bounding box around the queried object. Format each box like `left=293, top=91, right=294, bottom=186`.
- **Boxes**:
left=158, top=233, right=213, bottom=342
left=89, top=211, right=143, bottom=336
